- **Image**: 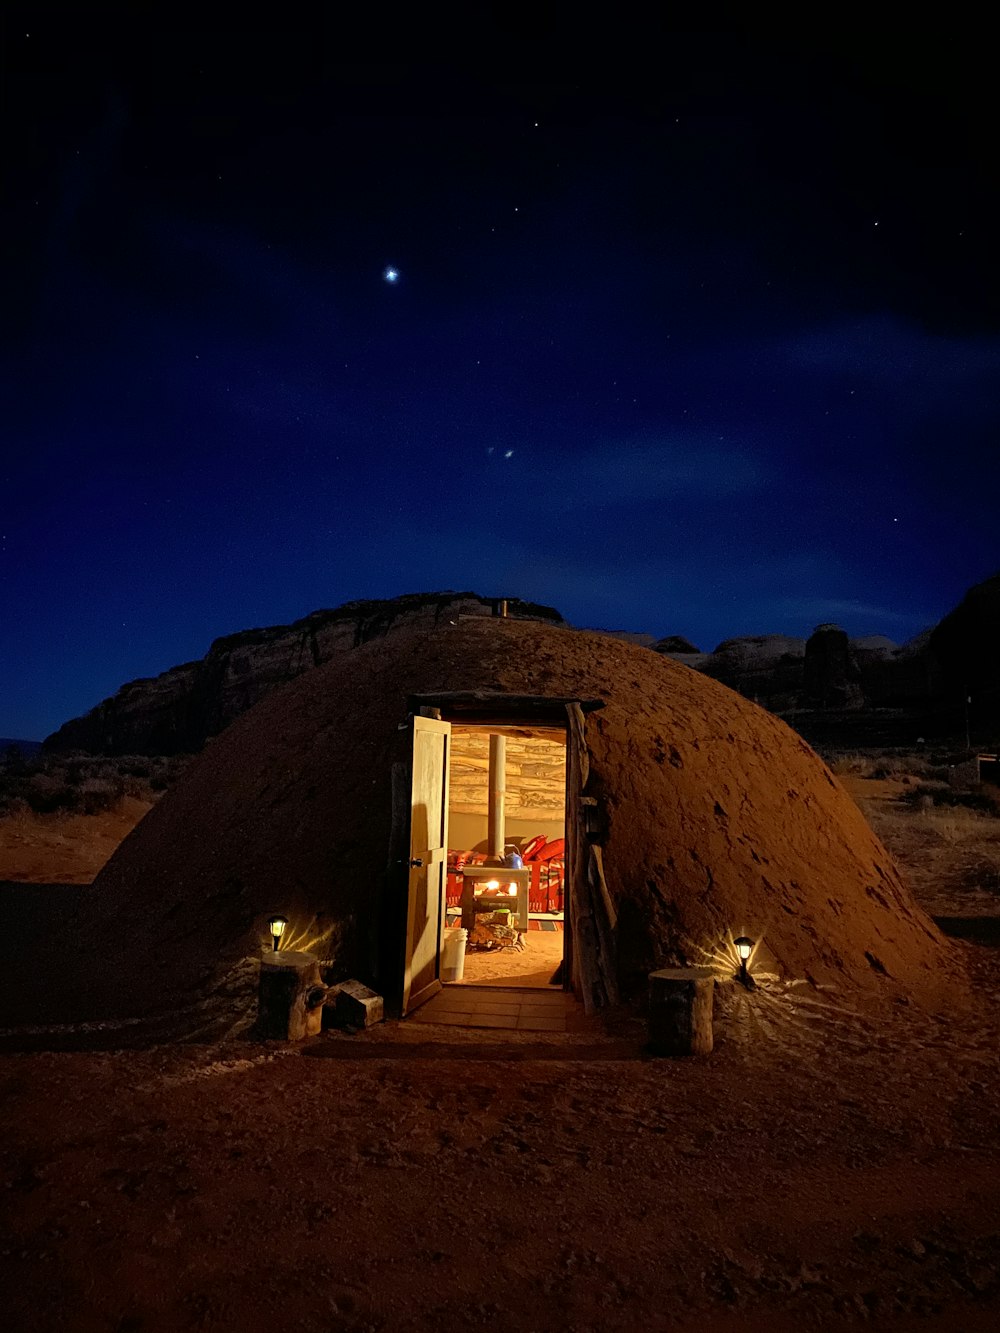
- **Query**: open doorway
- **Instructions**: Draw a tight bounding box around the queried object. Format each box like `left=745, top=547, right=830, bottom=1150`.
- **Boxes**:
left=398, top=693, right=608, bottom=1020
left=444, top=725, right=566, bottom=989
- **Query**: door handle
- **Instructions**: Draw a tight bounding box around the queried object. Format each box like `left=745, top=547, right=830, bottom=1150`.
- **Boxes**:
left=408, top=857, right=423, bottom=868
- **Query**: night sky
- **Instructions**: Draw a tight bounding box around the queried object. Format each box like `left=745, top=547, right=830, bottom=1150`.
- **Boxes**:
left=4, top=14, right=999, bottom=739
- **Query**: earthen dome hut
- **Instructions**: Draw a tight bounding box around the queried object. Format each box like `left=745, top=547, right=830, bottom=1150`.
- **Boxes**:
left=24, top=617, right=956, bottom=1038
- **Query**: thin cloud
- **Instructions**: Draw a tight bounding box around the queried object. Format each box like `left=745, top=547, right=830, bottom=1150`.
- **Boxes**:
left=777, top=596, right=930, bottom=625
left=552, top=436, right=765, bottom=505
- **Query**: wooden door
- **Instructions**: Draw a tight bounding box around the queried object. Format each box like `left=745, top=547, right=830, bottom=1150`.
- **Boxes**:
left=402, top=715, right=451, bottom=1014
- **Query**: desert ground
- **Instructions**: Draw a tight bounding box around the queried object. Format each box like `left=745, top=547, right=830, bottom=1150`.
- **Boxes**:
left=2, top=754, right=1000, bottom=1331
left=0, top=796, right=153, bottom=884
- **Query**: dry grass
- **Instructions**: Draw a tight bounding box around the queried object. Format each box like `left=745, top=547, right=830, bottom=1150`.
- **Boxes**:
left=834, top=750, right=1000, bottom=918
left=0, top=749, right=190, bottom=818
left=828, top=750, right=953, bottom=783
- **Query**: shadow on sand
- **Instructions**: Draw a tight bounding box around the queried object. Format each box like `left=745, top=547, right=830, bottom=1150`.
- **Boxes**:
left=303, top=1038, right=645, bottom=1062
left=933, top=915, right=1000, bottom=948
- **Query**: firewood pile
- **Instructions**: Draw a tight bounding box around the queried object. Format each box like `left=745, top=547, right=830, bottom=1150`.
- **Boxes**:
left=467, top=913, right=526, bottom=952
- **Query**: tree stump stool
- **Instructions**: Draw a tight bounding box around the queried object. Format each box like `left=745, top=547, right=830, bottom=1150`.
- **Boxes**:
left=257, top=950, right=326, bottom=1041
left=648, top=967, right=715, bottom=1056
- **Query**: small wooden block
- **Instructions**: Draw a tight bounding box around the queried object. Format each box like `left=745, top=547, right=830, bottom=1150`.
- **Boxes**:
left=335, top=980, right=384, bottom=1029
left=648, top=967, right=715, bottom=1057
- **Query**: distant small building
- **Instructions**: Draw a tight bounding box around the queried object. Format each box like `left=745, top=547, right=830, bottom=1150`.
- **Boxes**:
left=977, top=754, right=1000, bottom=787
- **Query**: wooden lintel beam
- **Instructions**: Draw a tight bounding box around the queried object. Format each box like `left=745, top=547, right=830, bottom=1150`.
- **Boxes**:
left=409, top=692, right=605, bottom=720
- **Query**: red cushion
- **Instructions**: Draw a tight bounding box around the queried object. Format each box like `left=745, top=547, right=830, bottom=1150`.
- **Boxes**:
left=535, top=838, right=564, bottom=862
left=520, top=835, right=548, bottom=863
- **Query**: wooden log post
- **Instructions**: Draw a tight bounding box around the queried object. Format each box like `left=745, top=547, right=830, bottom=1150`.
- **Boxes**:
left=565, top=701, right=621, bottom=1012
left=257, top=950, right=326, bottom=1041
left=488, top=733, right=506, bottom=859
left=648, top=967, right=715, bottom=1056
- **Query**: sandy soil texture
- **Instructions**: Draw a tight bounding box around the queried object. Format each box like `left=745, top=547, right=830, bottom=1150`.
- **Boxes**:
left=0, top=798, right=152, bottom=884
left=2, top=757, right=999, bottom=1329
left=456, top=927, right=564, bottom=988
left=2, top=951, right=1000, bottom=1333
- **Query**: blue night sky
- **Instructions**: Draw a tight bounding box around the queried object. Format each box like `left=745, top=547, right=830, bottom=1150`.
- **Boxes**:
left=3, top=15, right=999, bottom=739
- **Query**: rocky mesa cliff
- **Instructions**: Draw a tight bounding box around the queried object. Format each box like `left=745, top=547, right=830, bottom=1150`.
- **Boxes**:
left=44, top=575, right=999, bottom=756
left=44, top=592, right=564, bottom=755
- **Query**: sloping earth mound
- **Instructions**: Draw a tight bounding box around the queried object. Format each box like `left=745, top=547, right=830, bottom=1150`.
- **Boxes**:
left=6, top=618, right=959, bottom=1040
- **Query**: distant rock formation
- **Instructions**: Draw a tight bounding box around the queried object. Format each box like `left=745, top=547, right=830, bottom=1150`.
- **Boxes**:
left=697, top=635, right=807, bottom=710
left=44, top=592, right=564, bottom=755
left=43, top=573, right=1000, bottom=756
left=652, top=635, right=701, bottom=654
left=929, top=572, right=1000, bottom=701
left=803, top=624, right=864, bottom=709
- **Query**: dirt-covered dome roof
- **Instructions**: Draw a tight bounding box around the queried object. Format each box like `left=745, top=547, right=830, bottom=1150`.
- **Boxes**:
left=25, top=617, right=956, bottom=1036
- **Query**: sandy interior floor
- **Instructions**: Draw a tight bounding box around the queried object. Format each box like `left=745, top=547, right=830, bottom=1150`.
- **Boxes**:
left=453, top=925, right=563, bottom=987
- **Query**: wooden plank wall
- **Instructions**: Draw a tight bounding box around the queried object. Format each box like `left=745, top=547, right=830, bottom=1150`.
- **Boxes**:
left=449, top=730, right=566, bottom=824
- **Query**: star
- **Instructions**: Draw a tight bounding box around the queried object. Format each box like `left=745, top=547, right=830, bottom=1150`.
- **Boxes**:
left=504, top=450, right=514, bottom=459
left=383, top=266, right=399, bottom=284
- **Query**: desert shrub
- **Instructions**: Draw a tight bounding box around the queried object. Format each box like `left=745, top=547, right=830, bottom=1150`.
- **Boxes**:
left=2, top=744, right=30, bottom=776
left=0, top=784, right=28, bottom=816
left=902, top=784, right=997, bottom=815
left=0, top=749, right=191, bottom=818
left=25, top=774, right=80, bottom=814
left=829, top=752, right=933, bottom=780
left=0, top=776, right=20, bottom=814
left=79, top=778, right=125, bottom=815
left=828, top=753, right=881, bottom=777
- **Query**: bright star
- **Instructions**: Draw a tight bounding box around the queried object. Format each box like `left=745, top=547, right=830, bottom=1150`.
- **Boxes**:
left=504, top=450, right=514, bottom=459
left=383, top=266, right=399, bottom=283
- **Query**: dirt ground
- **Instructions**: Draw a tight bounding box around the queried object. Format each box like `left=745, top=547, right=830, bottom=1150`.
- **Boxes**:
left=841, top=774, right=1000, bottom=922
left=457, top=927, right=564, bottom=988
left=0, top=798, right=152, bottom=884
left=3, top=773, right=1000, bottom=1330
left=3, top=958, right=1000, bottom=1333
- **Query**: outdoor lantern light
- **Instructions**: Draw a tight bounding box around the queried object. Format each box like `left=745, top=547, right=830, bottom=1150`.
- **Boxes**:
left=268, top=915, right=288, bottom=952
left=734, top=936, right=756, bottom=990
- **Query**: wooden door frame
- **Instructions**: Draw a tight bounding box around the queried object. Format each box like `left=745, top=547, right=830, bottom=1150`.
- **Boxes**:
left=404, top=693, right=605, bottom=1000
left=401, top=715, right=451, bottom=1016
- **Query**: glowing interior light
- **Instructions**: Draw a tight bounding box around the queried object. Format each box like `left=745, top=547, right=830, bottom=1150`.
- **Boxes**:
left=485, top=879, right=500, bottom=890
left=507, top=884, right=517, bottom=895
left=268, top=915, right=288, bottom=952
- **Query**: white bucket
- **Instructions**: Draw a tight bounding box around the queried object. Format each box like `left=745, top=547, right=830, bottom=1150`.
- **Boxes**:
left=440, top=927, right=468, bottom=982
